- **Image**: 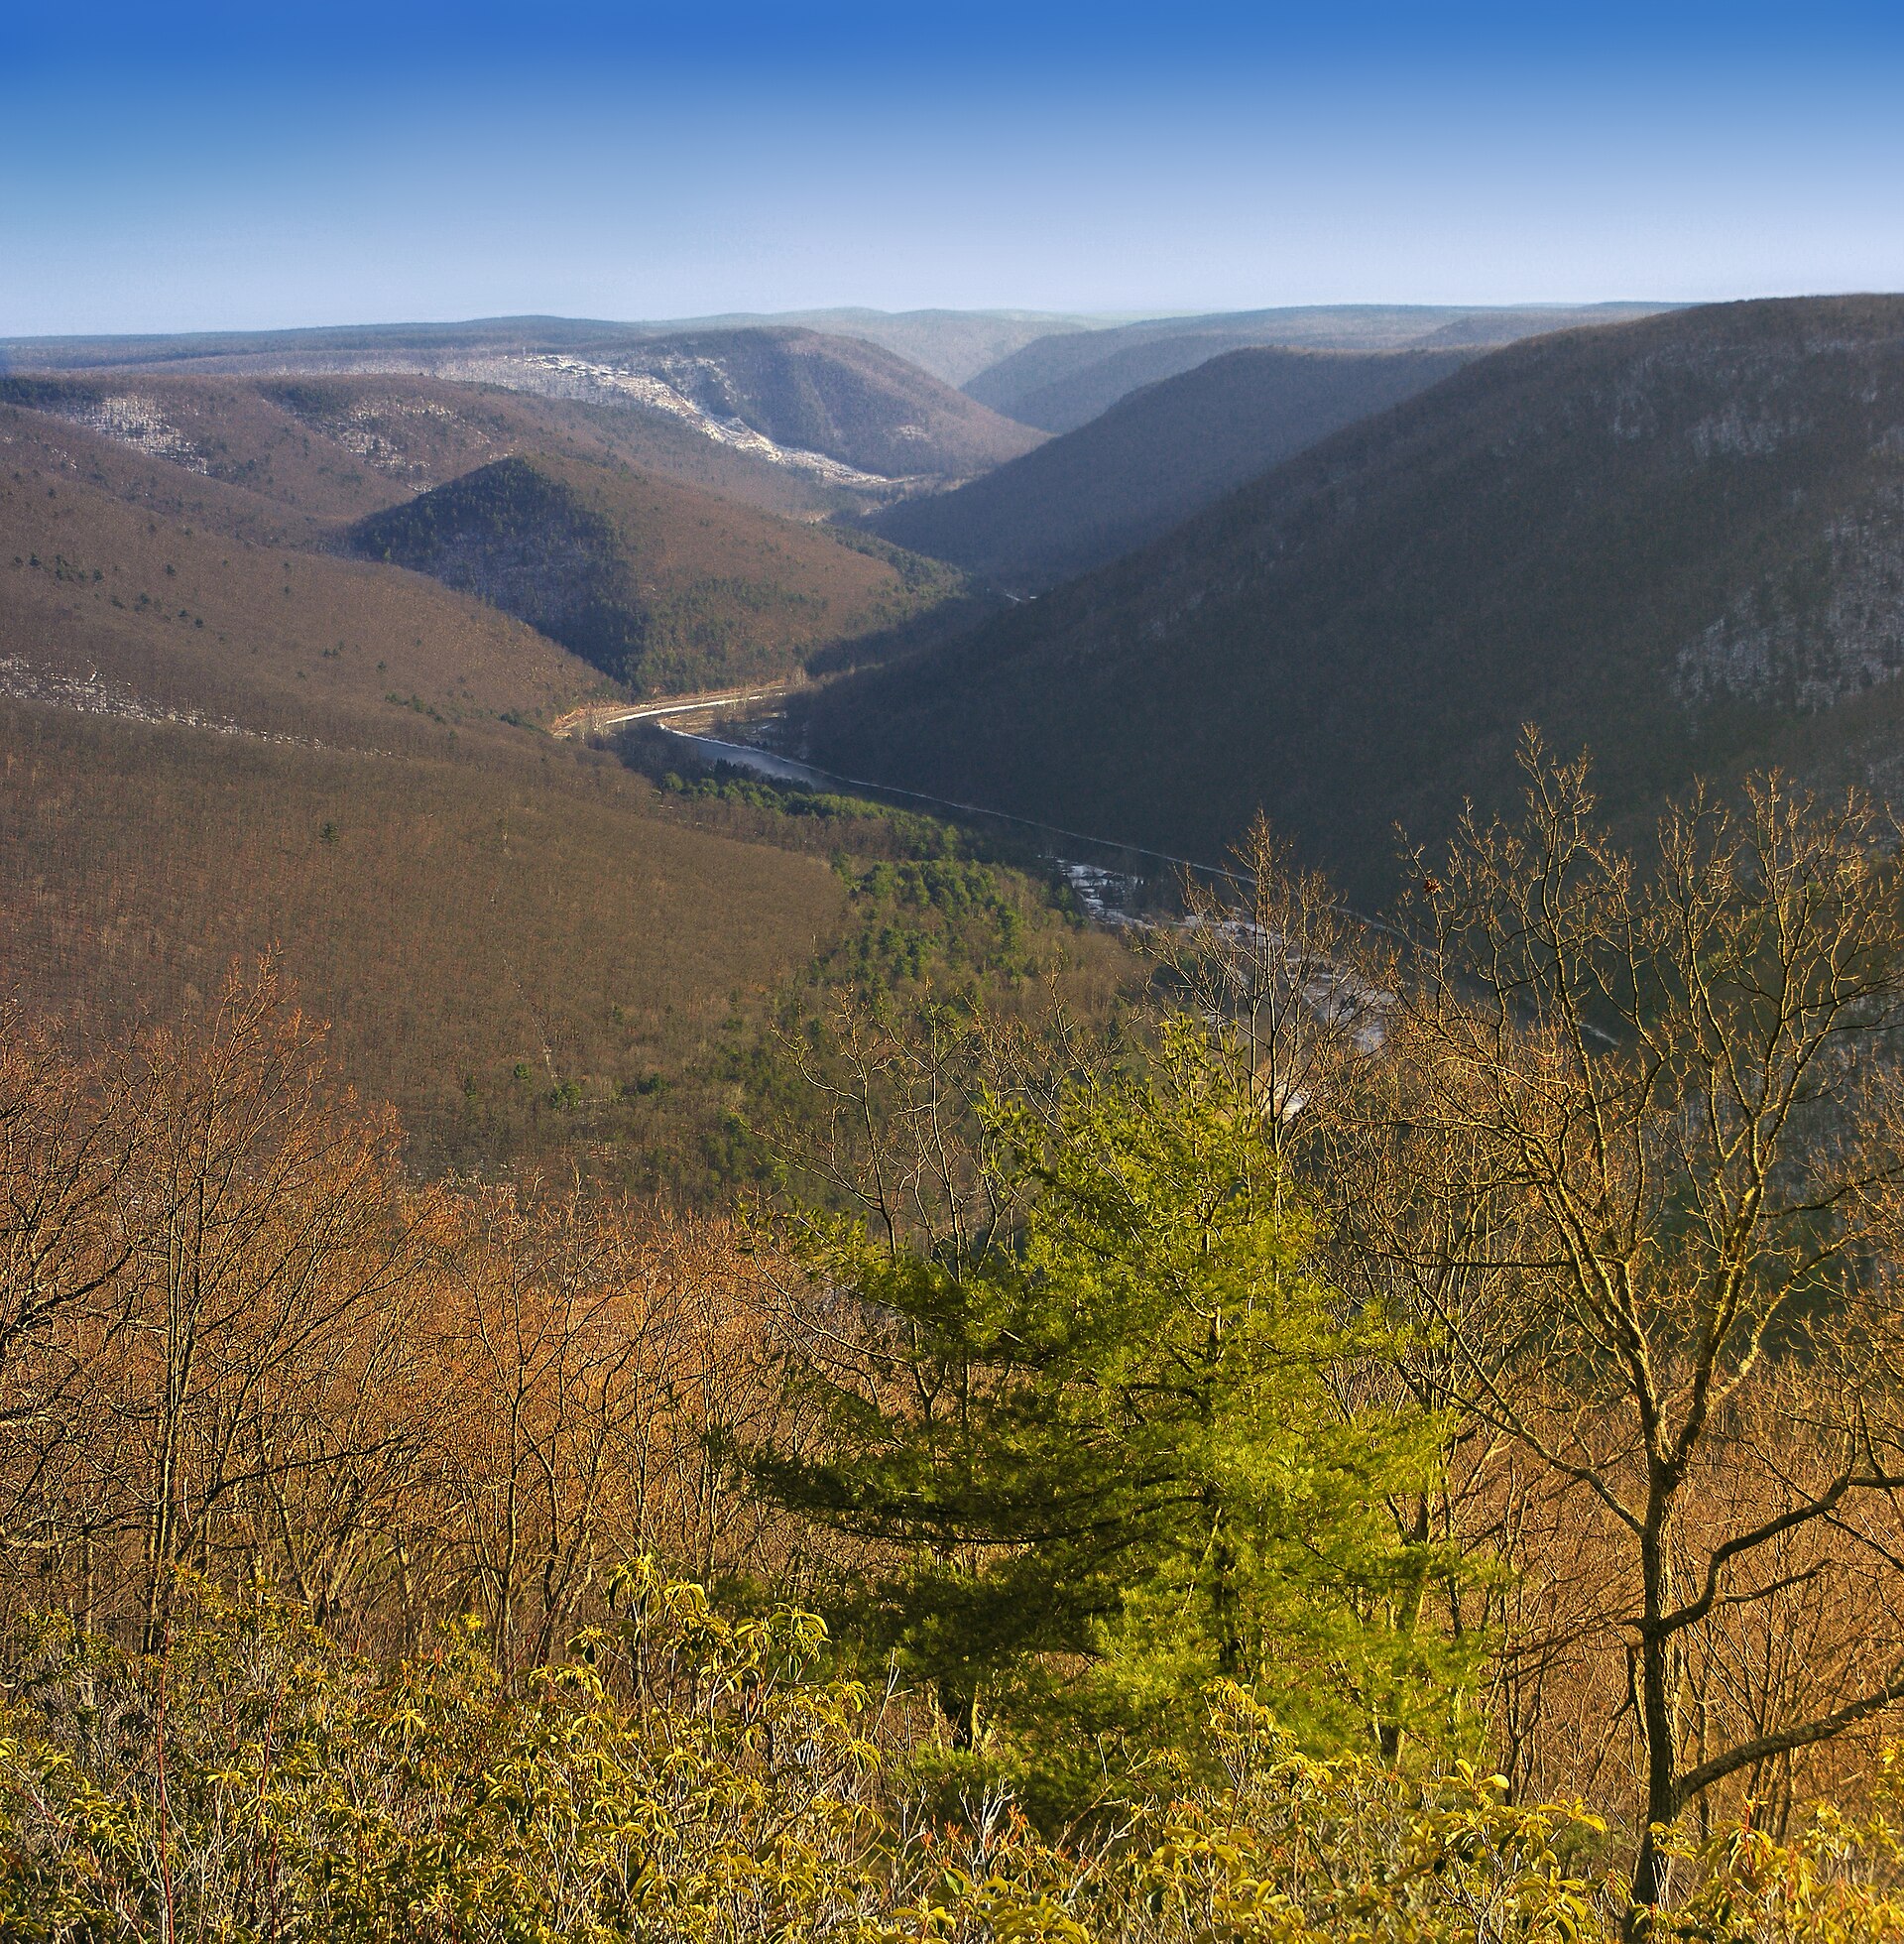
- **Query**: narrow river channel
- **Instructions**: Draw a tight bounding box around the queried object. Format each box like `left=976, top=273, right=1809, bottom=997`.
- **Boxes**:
left=648, top=717, right=1250, bottom=924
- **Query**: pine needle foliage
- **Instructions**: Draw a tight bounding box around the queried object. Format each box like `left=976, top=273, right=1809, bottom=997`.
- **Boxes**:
left=754, top=1019, right=1483, bottom=1807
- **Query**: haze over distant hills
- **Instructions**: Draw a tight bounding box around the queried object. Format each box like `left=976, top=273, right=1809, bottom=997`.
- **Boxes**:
left=797, top=296, right=1904, bottom=902
left=0, top=308, right=1127, bottom=390
left=0, top=321, right=1041, bottom=491
left=636, top=309, right=1130, bottom=387
left=869, top=344, right=1478, bottom=591
left=0, top=304, right=1678, bottom=457
left=963, top=302, right=1676, bottom=430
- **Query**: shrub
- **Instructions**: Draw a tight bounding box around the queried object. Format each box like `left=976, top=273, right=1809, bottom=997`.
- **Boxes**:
left=2, top=1574, right=1899, bottom=1940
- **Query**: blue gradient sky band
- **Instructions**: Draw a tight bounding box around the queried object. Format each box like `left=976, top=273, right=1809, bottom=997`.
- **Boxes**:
left=5, top=1, right=1903, bottom=335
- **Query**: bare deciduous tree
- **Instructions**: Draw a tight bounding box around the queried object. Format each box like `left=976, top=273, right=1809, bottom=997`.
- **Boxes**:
left=0, top=1009, right=139, bottom=1425
left=111, top=967, right=430, bottom=1650
left=0, top=965, right=803, bottom=1664
left=1369, top=740, right=1904, bottom=1921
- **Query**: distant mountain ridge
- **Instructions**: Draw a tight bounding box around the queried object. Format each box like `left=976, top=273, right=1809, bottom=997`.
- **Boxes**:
left=1, top=322, right=1040, bottom=488
left=797, top=296, right=1904, bottom=901
left=0, top=308, right=1134, bottom=390
left=0, top=367, right=858, bottom=529
left=626, top=309, right=1126, bottom=386
left=868, top=344, right=1478, bottom=591
left=965, top=302, right=1675, bottom=430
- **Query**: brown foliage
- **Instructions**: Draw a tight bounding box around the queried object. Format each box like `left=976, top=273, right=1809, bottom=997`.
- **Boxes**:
left=0, top=439, right=600, bottom=747
left=416, top=1184, right=800, bottom=1668
left=0, top=701, right=846, bottom=1177
left=0, top=966, right=799, bottom=1661
left=1171, top=756, right=1904, bottom=1916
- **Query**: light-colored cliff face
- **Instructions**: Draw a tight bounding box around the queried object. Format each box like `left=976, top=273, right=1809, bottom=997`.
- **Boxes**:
left=422, top=351, right=898, bottom=487
left=235, top=344, right=980, bottom=487
left=39, top=392, right=211, bottom=473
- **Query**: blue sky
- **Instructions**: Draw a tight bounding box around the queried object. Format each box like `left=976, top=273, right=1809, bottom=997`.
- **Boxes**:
left=5, top=1, right=1904, bottom=336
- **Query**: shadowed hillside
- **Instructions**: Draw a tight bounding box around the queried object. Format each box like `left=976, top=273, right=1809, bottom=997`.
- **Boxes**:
left=3, top=379, right=970, bottom=711
left=347, top=452, right=960, bottom=693
left=799, top=296, right=1904, bottom=902
left=870, top=345, right=1476, bottom=590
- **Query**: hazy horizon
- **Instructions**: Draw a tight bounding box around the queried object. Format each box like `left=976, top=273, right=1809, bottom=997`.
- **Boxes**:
left=0, top=299, right=1693, bottom=350
left=6, top=0, right=1903, bottom=338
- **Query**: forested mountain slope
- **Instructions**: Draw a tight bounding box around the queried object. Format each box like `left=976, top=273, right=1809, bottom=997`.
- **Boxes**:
left=870, top=345, right=1476, bottom=590
left=347, top=452, right=956, bottom=693
left=965, top=302, right=1671, bottom=431
left=0, top=384, right=1107, bottom=1181
left=0, top=409, right=848, bottom=1167
left=0, top=703, right=847, bottom=1177
left=798, top=297, right=1904, bottom=902
left=0, top=367, right=860, bottom=522
left=1, top=413, right=598, bottom=743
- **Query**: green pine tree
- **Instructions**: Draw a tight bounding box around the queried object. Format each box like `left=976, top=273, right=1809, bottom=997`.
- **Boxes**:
left=754, top=1017, right=1482, bottom=1812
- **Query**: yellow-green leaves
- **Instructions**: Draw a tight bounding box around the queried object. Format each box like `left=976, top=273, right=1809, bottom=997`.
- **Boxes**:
left=0, top=1585, right=1899, bottom=1941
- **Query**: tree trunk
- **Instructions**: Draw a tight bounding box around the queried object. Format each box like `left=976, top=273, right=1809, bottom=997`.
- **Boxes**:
left=1628, top=1478, right=1681, bottom=1933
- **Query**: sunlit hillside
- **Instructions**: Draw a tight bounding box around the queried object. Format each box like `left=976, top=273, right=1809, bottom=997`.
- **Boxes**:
left=349, top=449, right=962, bottom=693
